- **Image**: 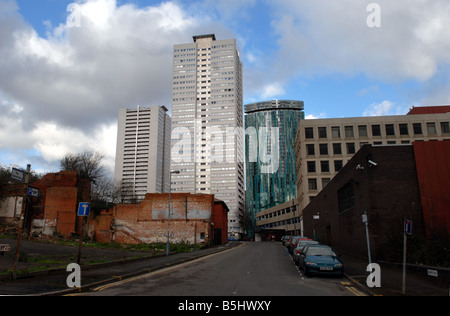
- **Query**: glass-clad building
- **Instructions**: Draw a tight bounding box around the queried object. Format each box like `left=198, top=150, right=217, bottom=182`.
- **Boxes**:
left=245, top=100, right=305, bottom=238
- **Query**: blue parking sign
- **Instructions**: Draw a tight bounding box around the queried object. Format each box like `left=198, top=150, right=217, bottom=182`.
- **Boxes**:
left=78, top=203, right=91, bottom=217
left=405, top=219, right=412, bottom=235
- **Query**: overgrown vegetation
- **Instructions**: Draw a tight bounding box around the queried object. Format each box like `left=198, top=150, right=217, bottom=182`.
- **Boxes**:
left=385, top=229, right=450, bottom=268
left=0, top=235, right=204, bottom=276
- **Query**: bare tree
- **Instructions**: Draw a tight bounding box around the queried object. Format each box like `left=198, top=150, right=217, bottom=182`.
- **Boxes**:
left=112, top=180, right=138, bottom=204
left=60, top=151, right=105, bottom=185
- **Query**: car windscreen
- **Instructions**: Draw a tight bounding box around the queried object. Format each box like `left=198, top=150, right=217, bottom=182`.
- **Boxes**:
left=298, top=241, right=316, bottom=248
left=307, top=247, right=335, bottom=256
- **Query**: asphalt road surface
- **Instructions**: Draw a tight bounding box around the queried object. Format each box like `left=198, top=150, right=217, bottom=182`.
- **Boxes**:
left=80, top=242, right=361, bottom=296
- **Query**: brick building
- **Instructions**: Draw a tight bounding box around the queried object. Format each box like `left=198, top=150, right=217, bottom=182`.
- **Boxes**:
left=302, top=142, right=449, bottom=261
left=89, top=193, right=229, bottom=246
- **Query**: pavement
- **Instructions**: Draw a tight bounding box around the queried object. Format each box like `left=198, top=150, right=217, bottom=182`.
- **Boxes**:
left=0, top=237, right=243, bottom=296
left=0, top=238, right=448, bottom=296
left=340, top=253, right=449, bottom=296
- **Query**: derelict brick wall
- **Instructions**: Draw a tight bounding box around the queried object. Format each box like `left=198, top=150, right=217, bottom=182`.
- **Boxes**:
left=212, top=202, right=229, bottom=245
left=90, top=193, right=220, bottom=245
left=29, top=171, right=91, bottom=236
left=44, top=187, right=78, bottom=237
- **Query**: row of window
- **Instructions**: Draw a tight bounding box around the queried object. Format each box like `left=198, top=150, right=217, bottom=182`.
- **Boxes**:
left=308, top=178, right=332, bottom=191
left=307, top=143, right=356, bottom=156
left=305, top=121, right=450, bottom=139
left=307, top=160, right=344, bottom=174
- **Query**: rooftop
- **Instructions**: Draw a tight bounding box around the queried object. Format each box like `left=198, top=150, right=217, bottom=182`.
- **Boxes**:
left=193, top=34, right=216, bottom=42
left=407, top=105, right=450, bottom=115
left=244, top=100, right=305, bottom=114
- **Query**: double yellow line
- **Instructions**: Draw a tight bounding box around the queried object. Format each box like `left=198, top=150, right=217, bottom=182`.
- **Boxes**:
left=340, top=281, right=367, bottom=296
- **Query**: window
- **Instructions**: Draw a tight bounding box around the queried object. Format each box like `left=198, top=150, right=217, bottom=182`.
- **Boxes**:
left=347, top=142, right=356, bottom=154
left=345, top=126, right=354, bottom=138
left=413, top=123, right=423, bottom=135
left=322, top=178, right=331, bottom=188
left=307, top=161, right=316, bottom=173
left=308, top=179, right=318, bottom=191
left=385, top=124, right=395, bottom=136
left=319, top=144, right=328, bottom=155
left=321, top=161, right=330, bottom=173
left=338, top=182, right=355, bottom=213
left=319, top=127, right=327, bottom=138
left=334, top=160, right=343, bottom=172
left=331, top=126, right=341, bottom=138
left=399, top=124, right=409, bottom=135
left=333, top=143, right=342, bottom=155
left=372, top=125, right=381, bottom=136
left=442, top=122, right=450, bottom=134
left=306, top=144, right=315, bottom=156
left=305, top=127, right=314, bottom=139
left=427, top=123, right=437, bottom=135
left=358, top=125, right=368, bottom=137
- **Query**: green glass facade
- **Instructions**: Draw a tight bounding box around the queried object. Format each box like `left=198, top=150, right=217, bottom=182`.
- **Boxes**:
left=245, top=100, right=305, bottom=238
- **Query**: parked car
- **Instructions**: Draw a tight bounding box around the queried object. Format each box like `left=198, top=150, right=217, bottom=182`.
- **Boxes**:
left=298, top=244, right=344, bottom=277
left=292, top=240, right=318, bottom=265
left=284, top=236, right=295, bottom=249
left=287, top=236, right=310, bottom=254
left=281, top=236, right=289, bottom=246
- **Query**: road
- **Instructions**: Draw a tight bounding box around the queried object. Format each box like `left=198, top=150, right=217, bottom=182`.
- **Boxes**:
left=81, top=242, right=363, bottom=296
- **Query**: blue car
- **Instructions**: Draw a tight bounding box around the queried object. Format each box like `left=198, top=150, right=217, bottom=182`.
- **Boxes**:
left=298, top=244, right=344, bottom=277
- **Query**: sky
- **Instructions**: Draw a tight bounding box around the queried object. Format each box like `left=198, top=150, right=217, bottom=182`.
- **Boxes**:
left=1, top=0, right=450, bottom=176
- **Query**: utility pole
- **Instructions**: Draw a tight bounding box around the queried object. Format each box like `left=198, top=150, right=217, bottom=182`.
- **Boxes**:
left=12, top=164, right=31, bottom=280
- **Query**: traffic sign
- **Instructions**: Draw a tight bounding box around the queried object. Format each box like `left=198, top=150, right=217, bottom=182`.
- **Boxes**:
left=27, top=186, right=40, bottom=198
left=405, top=219, right=412, bottom=235
left=78, top=202, right=91, bottom=217
left=11, top=168, right=26, bottom=183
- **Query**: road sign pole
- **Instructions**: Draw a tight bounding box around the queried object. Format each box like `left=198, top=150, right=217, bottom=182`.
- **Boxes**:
left=76, top=203, right=91, bottom=265
left=12, top=164, right=31, bottom=280
left=402, top=228, right=407, bottom=295
left=402, top=219, right=411, bottom=295
left=362, top=211, right=372, bottom=266
left=77, top=217, right=85, bottom=265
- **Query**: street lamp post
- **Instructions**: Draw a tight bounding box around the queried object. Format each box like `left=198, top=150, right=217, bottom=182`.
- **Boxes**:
left=167, top=170, right=181, bottom=256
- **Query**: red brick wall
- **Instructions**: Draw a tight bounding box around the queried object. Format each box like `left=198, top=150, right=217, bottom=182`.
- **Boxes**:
left=212, top=202, right=229, bottom=245
left=45, top=187, right=78, bottom=236
left=29, top=171, right=91, bottom=237
left=89, top=193, right=229, bottom=245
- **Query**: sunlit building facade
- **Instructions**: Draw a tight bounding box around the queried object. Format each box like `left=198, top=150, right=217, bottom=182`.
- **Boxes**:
left=171, top=34, right=245, bottom=240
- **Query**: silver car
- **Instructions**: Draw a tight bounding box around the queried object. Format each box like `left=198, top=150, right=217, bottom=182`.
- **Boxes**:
left=292, top=240, right=319, bottom=265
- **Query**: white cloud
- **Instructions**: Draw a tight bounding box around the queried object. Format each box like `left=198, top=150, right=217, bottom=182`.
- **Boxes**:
left=261, top=83, right=286, bottom=100
left=363, top=100, right=409, bottom=117
left=0, top=0, right=209, bottom=174
left=268, top=0, right=450, bottom=82
left=305, top=113, right=327, bottom=120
